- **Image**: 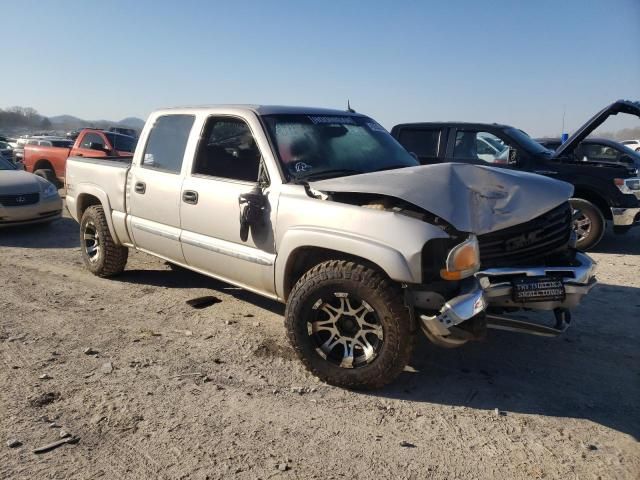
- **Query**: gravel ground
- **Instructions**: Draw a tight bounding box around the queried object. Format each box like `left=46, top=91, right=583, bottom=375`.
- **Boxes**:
left=1, top=206, right=638, bottom=479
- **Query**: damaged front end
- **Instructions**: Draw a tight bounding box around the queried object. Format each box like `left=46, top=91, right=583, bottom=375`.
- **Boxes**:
left=310, top=163, right=597, bottom=346
left=407, top=201, right=596, bottom=346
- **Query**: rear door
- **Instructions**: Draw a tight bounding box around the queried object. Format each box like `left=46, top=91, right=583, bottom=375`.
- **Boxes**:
left=393, top=126, right=445, bottom=164
left=180, top=114, right=276, bottom=295
left=128, top=114, right=196, bottom=263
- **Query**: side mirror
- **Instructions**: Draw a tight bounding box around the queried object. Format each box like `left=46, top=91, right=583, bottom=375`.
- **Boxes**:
left=238, top=187, right=266, bottom=242
left=88, top=142, right=106, bottom=152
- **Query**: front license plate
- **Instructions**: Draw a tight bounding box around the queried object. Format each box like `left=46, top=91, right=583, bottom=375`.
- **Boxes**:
left=511, top=276, right=565, bottom=302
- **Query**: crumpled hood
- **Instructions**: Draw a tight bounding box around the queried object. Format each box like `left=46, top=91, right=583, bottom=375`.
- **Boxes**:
left=0, top=169, right=42, bottom=195
left=310, top=163, right=574, bottom=235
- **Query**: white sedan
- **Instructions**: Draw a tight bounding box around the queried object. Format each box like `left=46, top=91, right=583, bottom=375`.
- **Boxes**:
left=621, top=139, right=640, bottom=152
left=0, top=156, right=62, bottom=227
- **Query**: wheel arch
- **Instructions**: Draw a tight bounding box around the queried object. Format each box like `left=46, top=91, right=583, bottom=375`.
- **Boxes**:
left=276, top=229, right=417, bottom=301
left=571, top=187, right=611, bottom=220
left=33, top=159, right=55, bottom=174
left=75, top=188, right=121, bottom=244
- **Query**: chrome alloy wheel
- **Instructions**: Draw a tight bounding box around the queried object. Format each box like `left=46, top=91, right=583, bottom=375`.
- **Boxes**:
left=83, top=220, right=101, bottom=263
left=308, top=292, right=384, bottom=368
left=573, top=211, right=592, bottom=243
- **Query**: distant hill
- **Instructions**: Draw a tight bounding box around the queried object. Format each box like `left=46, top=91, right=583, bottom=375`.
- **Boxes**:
left=49, top=114, right=145, bottom=131
left=117, top=117, right=145, bottom=129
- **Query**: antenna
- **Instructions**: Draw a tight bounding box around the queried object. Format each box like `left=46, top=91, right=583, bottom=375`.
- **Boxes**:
left=346, top=100, right=355, bottom=113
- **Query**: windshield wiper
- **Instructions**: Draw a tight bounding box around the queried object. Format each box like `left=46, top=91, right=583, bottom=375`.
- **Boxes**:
left=298, top=168, right=363, bottom=181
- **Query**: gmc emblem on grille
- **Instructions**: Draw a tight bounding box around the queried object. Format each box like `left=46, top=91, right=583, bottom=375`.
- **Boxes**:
left=505, top=229, right=545, bottom=251
left=15, top=196, right=26, bottom=204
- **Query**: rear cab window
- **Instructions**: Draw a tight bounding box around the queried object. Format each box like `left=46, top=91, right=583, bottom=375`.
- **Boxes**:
left=396, top=127, right=443, bottom=163
left=141, top=114, right=195, bottom=174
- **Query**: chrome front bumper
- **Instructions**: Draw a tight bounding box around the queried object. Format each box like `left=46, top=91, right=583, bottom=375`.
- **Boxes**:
left=611, top=207, right=640, bottom=226
left=416, top=252, right=597, bottom=339
left=476, top=251, right=597, bottom=310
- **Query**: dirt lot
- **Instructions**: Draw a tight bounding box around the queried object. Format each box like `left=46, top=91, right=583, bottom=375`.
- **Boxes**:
left=1, top=206, right=638, bottom=480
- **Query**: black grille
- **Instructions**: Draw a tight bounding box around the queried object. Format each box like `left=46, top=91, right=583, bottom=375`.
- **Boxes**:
left=0, top=192, right=39, bottom=206
left=478, top=202, right=572, bottom=268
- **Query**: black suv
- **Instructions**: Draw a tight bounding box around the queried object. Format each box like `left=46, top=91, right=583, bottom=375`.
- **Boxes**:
left=391, top=100, right=640, bottom=250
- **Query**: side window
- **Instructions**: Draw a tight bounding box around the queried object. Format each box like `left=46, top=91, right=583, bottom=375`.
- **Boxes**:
left=80, top=133, right=104, bottom=149
left=397, top=128, right=441, bottom=160
left=141, top=115, right=195, bottom=174
left=192, top=117, right=261, bottom=182
left=581, top=143, right=618, bottom=161
left=454, top=131, right=509, bottom=164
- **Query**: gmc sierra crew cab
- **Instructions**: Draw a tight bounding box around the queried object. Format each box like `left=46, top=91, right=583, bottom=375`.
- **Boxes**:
left=24, top=128, right=136, bottom=187
left=391, top=100, right=640, bottom=250
left=66, top=105, right=596, bottom=389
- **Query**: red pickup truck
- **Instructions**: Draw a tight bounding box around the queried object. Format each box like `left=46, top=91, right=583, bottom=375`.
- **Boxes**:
left=23, top=129, right=136, bottom=186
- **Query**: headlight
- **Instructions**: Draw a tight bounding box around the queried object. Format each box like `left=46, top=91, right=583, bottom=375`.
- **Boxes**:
left=42, top=182, right=58, bottom=198
left=440, top=235, right=480, bottom=280
left=614, top=177, right=640, bottom=193
left=614, top=177, right=640, bottom=200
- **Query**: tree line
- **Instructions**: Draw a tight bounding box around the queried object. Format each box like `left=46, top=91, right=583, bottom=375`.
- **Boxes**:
left=0, top=107, right=51, bottom=130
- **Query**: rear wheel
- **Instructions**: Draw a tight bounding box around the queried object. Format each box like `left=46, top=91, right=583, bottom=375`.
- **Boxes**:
left=34, top=168, right=60, bottom=187
left=80, top=205, right=128, bottom=277
left=285, top=260, right=414, bottom=389
left=570, top=198, right=605, bottom=251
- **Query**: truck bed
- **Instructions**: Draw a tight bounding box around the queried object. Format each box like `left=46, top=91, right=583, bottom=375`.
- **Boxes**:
left=65, top=155, right=132, bottom=224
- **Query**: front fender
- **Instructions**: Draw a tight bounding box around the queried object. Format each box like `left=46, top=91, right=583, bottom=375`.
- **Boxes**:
left=275, top=226, right=418, bottom=299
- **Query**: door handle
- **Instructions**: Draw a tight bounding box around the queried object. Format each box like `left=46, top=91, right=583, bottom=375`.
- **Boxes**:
left=76, top=153, right=83, bottom=157
left=134, top=181, right=146, bottom=194
left=533, top=170, right=558, bottom=175
left=182, top=190, right=198, bottom=205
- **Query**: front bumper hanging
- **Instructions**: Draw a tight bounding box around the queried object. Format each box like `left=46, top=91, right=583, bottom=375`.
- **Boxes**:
left=414, top=252, right=597, bottom=340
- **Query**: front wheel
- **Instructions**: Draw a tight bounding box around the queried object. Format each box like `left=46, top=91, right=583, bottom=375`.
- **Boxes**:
left=285, top=260, right=414, bottom=389
left=80, top=205, right=128, bottom=277
left=570, top=198, right=605, bottom=251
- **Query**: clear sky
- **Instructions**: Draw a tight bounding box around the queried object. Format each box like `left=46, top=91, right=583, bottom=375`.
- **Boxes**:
left=2, top=0, right=639, bottom=136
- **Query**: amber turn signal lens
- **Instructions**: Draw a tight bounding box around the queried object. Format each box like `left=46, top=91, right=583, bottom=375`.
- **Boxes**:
left=440, top=235, right=480, bottom=281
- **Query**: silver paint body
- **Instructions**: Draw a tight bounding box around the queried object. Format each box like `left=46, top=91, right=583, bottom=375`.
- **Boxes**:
left=65, top=106, right=595, bottom=316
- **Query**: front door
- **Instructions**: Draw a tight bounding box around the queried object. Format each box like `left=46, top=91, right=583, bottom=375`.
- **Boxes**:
left=128, top=114, right=195, bottom=263
left=180, top=115, right=276, bottom=296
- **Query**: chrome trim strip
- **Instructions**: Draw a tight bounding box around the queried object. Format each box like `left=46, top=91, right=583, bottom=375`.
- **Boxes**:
left=131, top=220, right=180, bottom=241
left=181, top=231, right=275, bottom=266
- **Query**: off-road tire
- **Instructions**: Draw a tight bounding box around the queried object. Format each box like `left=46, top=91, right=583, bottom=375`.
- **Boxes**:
left=34, top=168, right=60, bottom=188
left=285, top=260, right=414, bottom=389
left=80, top=205, right=128, bottom=277
left=570, top=198, right=605, bottom=251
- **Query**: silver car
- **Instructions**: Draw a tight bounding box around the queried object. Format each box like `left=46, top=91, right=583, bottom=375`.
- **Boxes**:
left=0, top=156, right=62, bottom=227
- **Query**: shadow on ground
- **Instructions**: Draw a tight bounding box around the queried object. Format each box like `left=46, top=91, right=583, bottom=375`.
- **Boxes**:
left=590, top=226, right=640, bottom=255
left=0, top=217, right=78, bottom=248
left=372, top=282, right=640, bottom=440
left=114, top=265, right=285, bottom=316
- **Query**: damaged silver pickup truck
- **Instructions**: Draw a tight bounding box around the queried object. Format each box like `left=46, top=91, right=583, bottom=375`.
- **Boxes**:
left=65, top=106, right=596, bottom=389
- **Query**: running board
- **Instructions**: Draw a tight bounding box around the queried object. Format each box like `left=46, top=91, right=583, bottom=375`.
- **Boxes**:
left=486, top=314, right=568, bottom=337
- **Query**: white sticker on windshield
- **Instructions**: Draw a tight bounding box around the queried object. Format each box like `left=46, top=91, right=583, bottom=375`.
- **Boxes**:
left=366, top=122, right=387, bottom=133
left=295, top=161, right=312, bottom=173
left=308, top=116, right=356, bottom=125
